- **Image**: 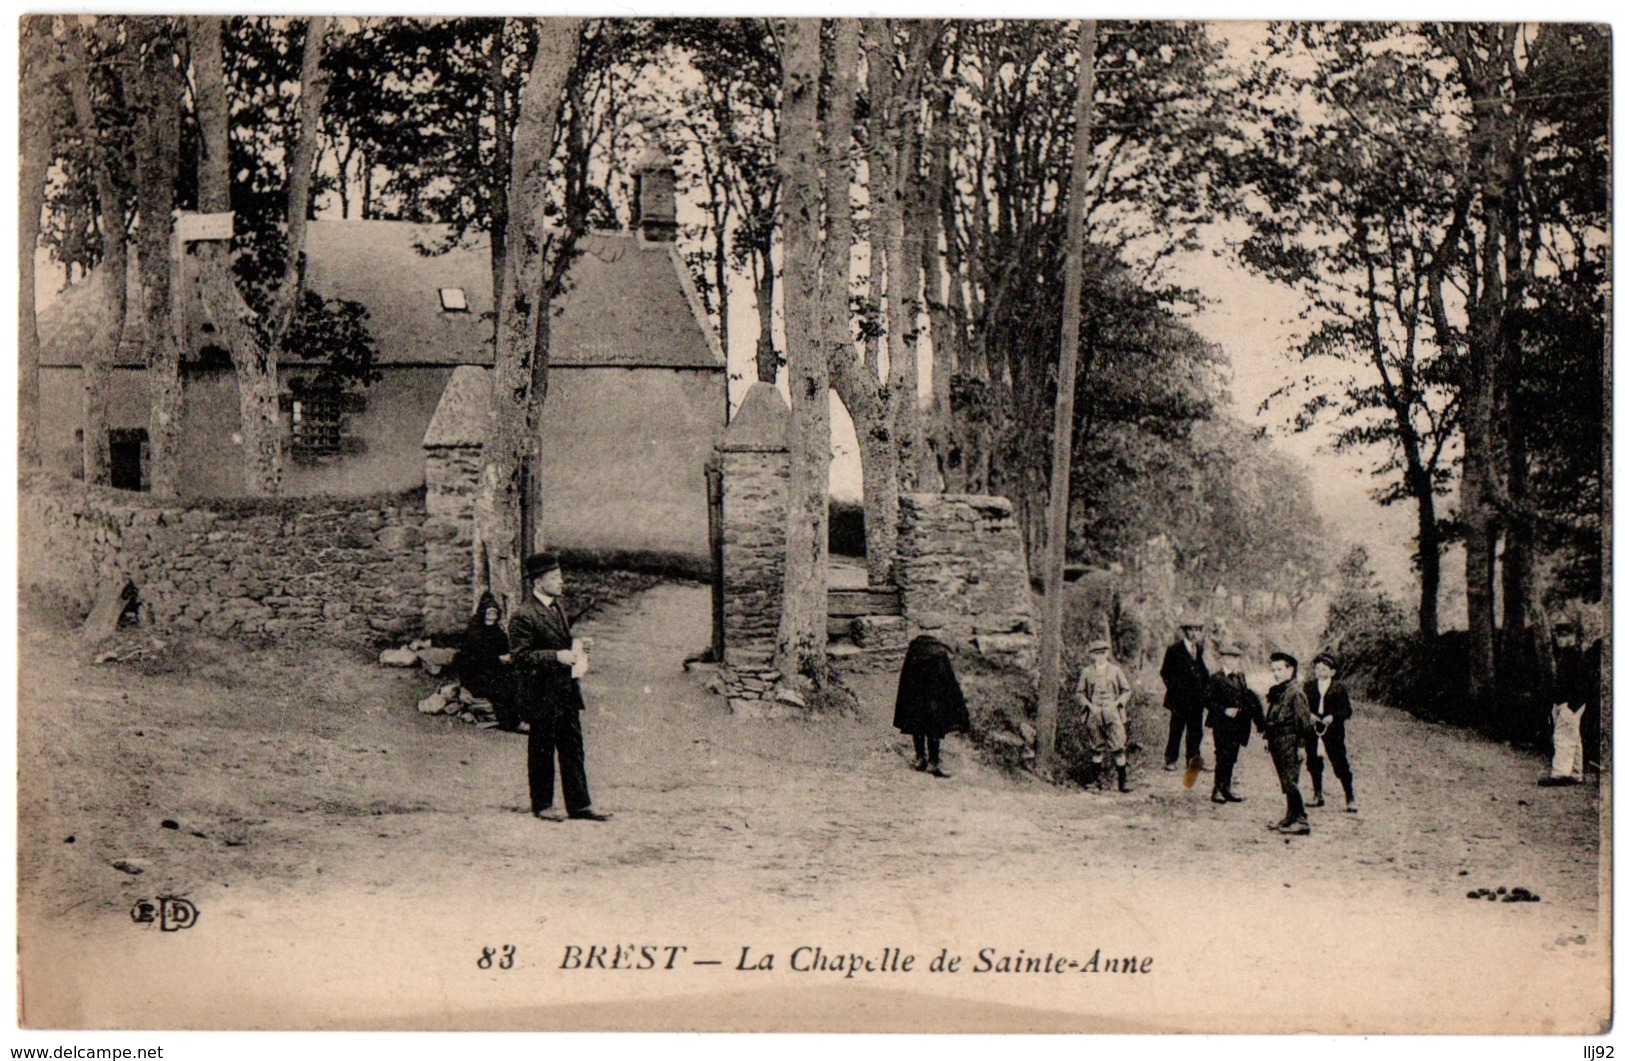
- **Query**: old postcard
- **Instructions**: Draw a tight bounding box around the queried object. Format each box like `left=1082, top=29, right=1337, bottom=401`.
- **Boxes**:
left=10, top=11, right=1611, bottom=1044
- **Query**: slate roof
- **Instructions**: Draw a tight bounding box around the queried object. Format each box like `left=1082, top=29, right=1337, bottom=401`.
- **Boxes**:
left=37, top=221, right=724, bottom=371
left=36, top=264, right=150, bottom=368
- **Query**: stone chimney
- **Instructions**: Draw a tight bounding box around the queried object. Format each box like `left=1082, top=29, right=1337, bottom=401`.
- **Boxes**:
left=632, top=147, right=677, bottom=242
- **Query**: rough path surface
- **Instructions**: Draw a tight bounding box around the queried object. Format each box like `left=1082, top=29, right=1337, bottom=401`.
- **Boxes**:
left=18, top=584, right=1609, bottom=1032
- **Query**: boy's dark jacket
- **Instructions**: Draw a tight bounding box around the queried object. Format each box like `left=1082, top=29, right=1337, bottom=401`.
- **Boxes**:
left=1206, top=670, right=1265, bottom=746
left=1264, top=680, right=1313, bottom=744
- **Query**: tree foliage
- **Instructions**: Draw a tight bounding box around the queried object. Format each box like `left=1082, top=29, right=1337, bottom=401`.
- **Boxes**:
left=1234, top=22, right=1470, bottom=641
left=1234, top=22, right=1608, bottom=717
left=930, top=20, right=1246, bottom=565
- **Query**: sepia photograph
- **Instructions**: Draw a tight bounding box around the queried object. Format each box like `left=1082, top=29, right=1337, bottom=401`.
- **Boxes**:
left=8, top=9, right=1613, bottom=1043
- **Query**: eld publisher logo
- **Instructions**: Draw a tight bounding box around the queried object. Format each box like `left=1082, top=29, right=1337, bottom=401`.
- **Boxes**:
left=129, top=896, right=198, bottom=932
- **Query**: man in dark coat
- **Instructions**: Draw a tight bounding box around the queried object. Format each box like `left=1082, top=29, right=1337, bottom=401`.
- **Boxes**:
left=1304, top=651, right=1356, bottom=812
left=1160, top=619, right=1209, bottom=771
left=1263, top=651, right=1313, bottom=835
left=894, top=634, right=971, bottom=778
left=507, top=552, right=611, bottom=821
left=1582, top=635, right=1604, bottom=771
left=1205, top=642, right=1264, bottom=805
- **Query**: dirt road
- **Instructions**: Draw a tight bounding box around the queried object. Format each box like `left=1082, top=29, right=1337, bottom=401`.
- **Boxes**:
left=17, top=583, right=1610, bottom=1032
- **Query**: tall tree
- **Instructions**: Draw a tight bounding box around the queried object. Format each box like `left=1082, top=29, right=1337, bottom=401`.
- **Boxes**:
left=1238, top=23, right=1607, bottom=720
left=1036, top=20, right=1097, bottom=772
left=821, top=22, right=896, bottom=586
left=1428, top=23, right=1609, bottom=717
left=873, top=20, right=941, bottom=491
left=773, top=17, right=830, bottom=690
left=18, top=17, right=63, bottom=467
left=62, top=18, right=131, bottom=487
left=1237, top=23, right=1467, bottom=643
left=928, top=20, right=1242, bottom=564
left=476, top=19, right=584, bottom=610
left=188, top=15, right=331, bottom=495
left=822, top=20, right=937, bottom=588
left=129, top=16, right=186, bottom=497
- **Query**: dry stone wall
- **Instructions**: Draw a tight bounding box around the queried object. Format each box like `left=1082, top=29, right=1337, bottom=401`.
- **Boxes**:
left=896, top=493, right=1037, bottom=669
left=20, top=471, right=426, bottom=644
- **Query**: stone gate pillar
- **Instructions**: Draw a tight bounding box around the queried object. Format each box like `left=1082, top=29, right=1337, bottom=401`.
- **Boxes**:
left=422, top=366, right=489, bottom=638
left=896, top=493, right=1037, bottom=670
left=716, top=381, right=790, bottom=668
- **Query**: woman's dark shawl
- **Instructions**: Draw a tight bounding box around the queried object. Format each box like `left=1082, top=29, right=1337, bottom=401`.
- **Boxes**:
left=458, top=592, right=512, bottom=702
left=893, top=635, right=971, bottom=738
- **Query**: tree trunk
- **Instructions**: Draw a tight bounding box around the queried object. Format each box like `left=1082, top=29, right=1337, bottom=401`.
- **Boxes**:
left=858, top=421, right=900, bottom=587
left=265, top=18, right=331, bottom=343
left=64, top=22, right=127, bottom=487
left=132, top=17, right=185, bottom=498
left=1416, top=491, right=1442, bottom=644
left=1036, top=21, right=1097, bottom=771
left=774, top=17, right=831, bottom=689
left=921, top=66, right=954, bottom=493
left=883, top=24, right=935, bottom=493
left=487, top=18, right=511, bottom=311
left=753, top=265, right=777, bottom=383
left=711, top=203, right=731, bottom=355
left=191, top=17, right=274, bottom=495
left=829, top=349, right=897, bottom=588
left=847, top=20, right=900, bottom=586
left=477, top=19, right=582, bottom=611
left=1444, top=25, right=1521, bottom=715
left=18, top=17, right=55, bottom=468
left=189, top=16, right=330, bottom=497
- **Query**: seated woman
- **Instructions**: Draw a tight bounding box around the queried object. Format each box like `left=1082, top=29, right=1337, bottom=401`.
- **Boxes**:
left=458, top=591, right=519, bottom=732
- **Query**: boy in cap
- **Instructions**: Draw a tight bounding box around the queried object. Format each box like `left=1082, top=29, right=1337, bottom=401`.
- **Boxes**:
left=1305, top=651, right=1356, bottom=812
left=1263, top=651, right=1313, bottom=834
left=507, top=552, right=612, bottom=822
left=1160, top=618, right=1209, bottom=771
left=1205, top=642, right=1265, bottom=804
left=1540, top=620, right=1587, bottom=787
left=1076, top=638, right=1133, bottom=792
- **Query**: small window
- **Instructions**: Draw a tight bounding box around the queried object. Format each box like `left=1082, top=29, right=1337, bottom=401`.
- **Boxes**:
left=438, top=287, right=468, bottom=313
left=290, top=388, right=344, bottom=456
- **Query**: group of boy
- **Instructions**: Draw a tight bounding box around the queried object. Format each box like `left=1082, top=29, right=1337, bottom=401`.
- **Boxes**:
left=1074, top=619, right=1357, bottom=836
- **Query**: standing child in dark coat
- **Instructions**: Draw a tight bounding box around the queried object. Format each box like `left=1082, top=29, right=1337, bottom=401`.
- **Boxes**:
left=1205, top=642, right=1265, bottom=805
left=1263, top=651, right=1313, bottom=835
left=1304, top=651, right=1356, bottom=812
left=894, top=635, right=971, bottom=778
